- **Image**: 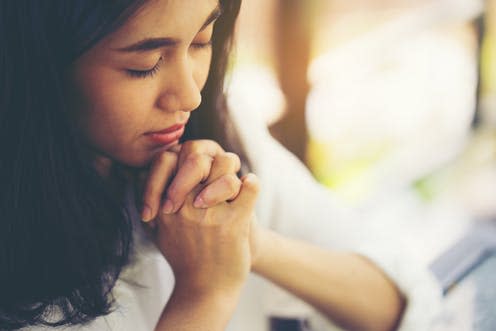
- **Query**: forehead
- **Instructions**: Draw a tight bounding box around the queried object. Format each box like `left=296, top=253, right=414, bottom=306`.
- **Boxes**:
left=107, top=0, right=219, bottom=46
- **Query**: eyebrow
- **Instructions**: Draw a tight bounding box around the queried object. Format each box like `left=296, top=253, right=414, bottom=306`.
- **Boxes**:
left=116, top=3, right=222, bottom=53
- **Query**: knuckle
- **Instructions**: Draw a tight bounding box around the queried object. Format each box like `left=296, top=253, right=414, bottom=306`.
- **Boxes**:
left=184, top=154, right=214, bottom=182
left=185, top=139, right=220, bottom=154
left=182, top=153, right=200, bottom=170
left=225, top=152, right=241, bottom=165
left=198, top=139, right=220, bottom=149
left=166, top=180, right=181, bottom=198
left=166, top=185, right=180, bottom=200
left=215, top=152, right=241, bottom=172
left=244, top=174, right=260, bottom=193
left=185, top=152, right=211, bottom=167
left=222, top=174, right=241, bottom=192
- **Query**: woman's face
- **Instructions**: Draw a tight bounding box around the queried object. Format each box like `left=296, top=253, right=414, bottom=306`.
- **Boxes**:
left=71, top=0, right=220, bottom=170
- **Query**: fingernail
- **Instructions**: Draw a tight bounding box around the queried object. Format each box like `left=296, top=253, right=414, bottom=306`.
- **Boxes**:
left=141, top=205, right=152, bottom=222
left=193, top=196, right=207, bottom=209
left=162, top=200, right=174, bottom=214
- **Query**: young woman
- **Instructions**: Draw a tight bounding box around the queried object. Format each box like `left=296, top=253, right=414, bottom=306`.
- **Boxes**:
left=0, top=1, right=440, bottom=330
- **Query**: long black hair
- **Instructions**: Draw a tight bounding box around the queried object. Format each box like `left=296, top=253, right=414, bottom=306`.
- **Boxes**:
left=0, top=0, right=243, bottom=329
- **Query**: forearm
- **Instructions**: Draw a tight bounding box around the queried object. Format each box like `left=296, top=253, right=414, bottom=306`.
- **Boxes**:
left=155, top=288, right=241, bottom=331
left=252, top=229, right=405, bottom=331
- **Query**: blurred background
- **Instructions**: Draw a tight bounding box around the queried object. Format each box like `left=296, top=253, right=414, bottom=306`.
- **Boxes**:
left=228, top=0, right=496, bottom=244
left=226, top=0, right=496, bottom=329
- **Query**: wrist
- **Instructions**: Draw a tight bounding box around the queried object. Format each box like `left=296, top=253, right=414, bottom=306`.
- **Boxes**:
left=170, top=283, right=244, bottom=323
left=172, top=280, right=244, bottom=308
left=155, top=281, right=244, bottom=331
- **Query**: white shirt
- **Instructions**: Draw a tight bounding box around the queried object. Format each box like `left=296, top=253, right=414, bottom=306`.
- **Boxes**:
left=26, top=110, right=442, bottom=331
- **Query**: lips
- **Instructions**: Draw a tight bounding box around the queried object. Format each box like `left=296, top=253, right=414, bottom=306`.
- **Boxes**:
left=151, top=124, right=184, bottom=134
left=146, top=123, right=185, bottom=145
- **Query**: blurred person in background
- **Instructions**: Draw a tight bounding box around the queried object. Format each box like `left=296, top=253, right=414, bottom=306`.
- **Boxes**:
left=232, top=0, right=496, bottom=330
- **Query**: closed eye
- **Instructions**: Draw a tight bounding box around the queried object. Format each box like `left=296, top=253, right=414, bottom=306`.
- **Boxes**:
left=190, top=39, right=213, bottom=50
left=126, top=57, right=163, bottom=79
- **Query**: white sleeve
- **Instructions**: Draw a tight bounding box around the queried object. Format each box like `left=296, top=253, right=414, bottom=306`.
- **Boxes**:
left=230, top=109, right=442, bottom=331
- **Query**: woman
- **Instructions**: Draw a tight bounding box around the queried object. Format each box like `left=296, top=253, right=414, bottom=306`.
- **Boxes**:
left=0, top=0, right=439, bottom=330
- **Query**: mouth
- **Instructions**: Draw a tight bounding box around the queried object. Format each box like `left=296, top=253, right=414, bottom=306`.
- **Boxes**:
left=145, top=123, right=186, bottom=145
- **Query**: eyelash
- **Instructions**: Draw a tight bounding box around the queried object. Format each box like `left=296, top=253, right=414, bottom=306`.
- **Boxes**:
left=127, top=57, right=163, bottom=79
left=191, top=40, right=213, bottom=50
left=126, top=40, right=213, bottom=79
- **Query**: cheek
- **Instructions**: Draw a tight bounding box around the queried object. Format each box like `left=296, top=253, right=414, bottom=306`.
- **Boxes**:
left=74, top=69, right=151, bottom=133
left=71, top=67, right=159, bottom=160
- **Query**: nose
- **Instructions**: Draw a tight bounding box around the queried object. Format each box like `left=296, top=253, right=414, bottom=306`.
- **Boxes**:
left=156, top=56, right=202, bottom=113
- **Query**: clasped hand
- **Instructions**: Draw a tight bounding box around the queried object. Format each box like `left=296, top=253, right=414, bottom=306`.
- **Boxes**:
left=139, top=140, right=260, bottom=296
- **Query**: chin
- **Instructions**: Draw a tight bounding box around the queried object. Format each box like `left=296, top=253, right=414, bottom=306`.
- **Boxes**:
left=114, top=142, right=180, bottom=170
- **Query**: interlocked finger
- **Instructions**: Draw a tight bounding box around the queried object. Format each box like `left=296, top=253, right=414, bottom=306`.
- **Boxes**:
left=204, top=152, right=241, bottom=185
left=162, top=152, right=214, bottom=214
left=193, top=173, right=242, bottom=208
left=141, top=151, right=178, bottom=221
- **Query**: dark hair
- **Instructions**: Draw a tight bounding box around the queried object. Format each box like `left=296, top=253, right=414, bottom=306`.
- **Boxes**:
left=0, top=0, right=243, bottom=329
